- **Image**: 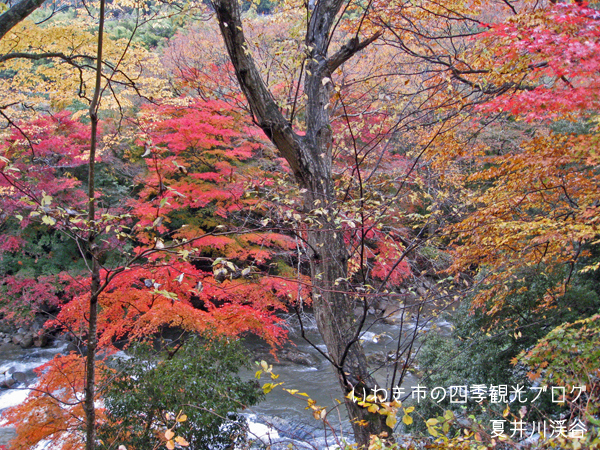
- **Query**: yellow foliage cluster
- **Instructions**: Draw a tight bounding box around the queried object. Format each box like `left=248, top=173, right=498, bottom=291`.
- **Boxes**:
left=0, top=14, right=169, bottom=127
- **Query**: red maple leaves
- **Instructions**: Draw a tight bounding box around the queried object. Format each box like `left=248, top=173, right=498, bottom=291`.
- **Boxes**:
left=479, top=3, right=600, bottom=122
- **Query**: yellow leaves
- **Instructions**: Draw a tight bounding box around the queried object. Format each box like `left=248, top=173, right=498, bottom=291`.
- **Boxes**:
left=262, top=382, right=283, bottom=394
left=173, top=436, right=189, bottom=447
left=425, top=410, right=457, bottom=438
left=353, top=395, right=404, bottom=431
left=312, top=407, right=327, bottom=421
left=254, top=361, right=283, bottom=393
left=368, top=403, right=380, bottom=414
left=255, top=360, right=279, bottom=380
left=385, top=413, right=397, bottom=428
left=402, top=406, right=414, bottom=425
left=426, top=418, right=439, bottom=427
left=447, top=128, right=600, bottom=310
left=0, top=17, right=167, bottom=124
left=164, top=411, right=189, bottom=449
left=42, top=215, right=57, bottom=226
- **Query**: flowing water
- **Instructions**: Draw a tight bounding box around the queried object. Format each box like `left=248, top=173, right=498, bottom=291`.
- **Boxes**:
left=239, top=312, right=452, bottom=447
left=0, top=341, right=70, bottom=447
left=0, top=313, right=452, bottom=449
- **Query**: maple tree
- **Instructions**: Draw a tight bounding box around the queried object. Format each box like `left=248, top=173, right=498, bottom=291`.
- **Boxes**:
left=0, top=112, right=90, bottom=322
left=1, top=0, right=599, bottom=448
left=2, top=354, right=108, bottom=450
left=0, top=3, right=287, bottom=450
left=449, top=5, right=600, bottom=444
left=0, top=97, right=292, bottom=450
left=131, top=96, right=313, bottom=309
left=0, top=109, right=290, bottom=450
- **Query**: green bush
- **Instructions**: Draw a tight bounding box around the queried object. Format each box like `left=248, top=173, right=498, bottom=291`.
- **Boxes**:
left=412, top=263, right=600, bottom=434
left=99, top=334, right=264, bottom=450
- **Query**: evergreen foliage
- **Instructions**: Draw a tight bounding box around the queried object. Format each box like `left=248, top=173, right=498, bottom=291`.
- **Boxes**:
left=414, top=262, right=600, bottom=433
left=99, top=334, right=263, bottom=450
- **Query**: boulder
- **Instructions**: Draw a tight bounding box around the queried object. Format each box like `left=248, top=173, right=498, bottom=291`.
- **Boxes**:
left=0, top=322, right=15, bottom=334
left=367, top=351, right=388, bottom=366
left=252, top=346, right=320, bottom=367
left=382, top=301, right=405, bottom=325
left=12, top=372, right=28, bottom=383
left=19, top=334, right=34, bottom=349
left=279, top=349, right=319, bottom=367
left=0, top=377, right=16, bottom=389
left=34, top=333, right=48, bottom=348
left=374, top=298, right=389, bottom=312
left=11, top=334, right=24, bottom=346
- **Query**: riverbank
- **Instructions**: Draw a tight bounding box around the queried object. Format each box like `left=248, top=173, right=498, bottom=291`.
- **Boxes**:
left=0, top=304, right=452, bottom=449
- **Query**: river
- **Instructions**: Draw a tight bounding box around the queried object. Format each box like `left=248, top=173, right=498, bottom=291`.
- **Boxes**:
left=0, top=312, right=452, bottom=449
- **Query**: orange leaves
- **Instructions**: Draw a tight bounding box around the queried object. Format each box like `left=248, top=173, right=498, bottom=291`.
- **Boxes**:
left=3, top=354, right=108, bottom=450
left=410, top=2, right=600, bottom=312
left=449, top=140, right=598, bottom=308
left=48, top=260, right=290, bottom=352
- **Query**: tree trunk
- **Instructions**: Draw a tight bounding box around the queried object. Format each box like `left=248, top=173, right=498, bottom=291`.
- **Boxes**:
left=304, top=195, right=391, bottom=445
left=210, top=0, right=390, bottom=446
left=84, top=1, right=105, bottom=448
left=0, top=0, right=47, bottom=40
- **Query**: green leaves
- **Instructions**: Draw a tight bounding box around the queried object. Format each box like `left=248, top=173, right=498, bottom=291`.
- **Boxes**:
left=519, top=313, right=600, bottom=406
left=99, top=335, right=263, bottom=450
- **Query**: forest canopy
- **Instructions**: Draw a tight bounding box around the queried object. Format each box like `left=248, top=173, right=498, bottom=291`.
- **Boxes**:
left=0, top=0, right=598, bottom=449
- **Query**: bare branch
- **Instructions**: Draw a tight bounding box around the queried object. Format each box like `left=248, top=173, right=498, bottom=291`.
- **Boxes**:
left=327, top=31, right=383, bottom=74
left=0, top=51, right=92, bottom=64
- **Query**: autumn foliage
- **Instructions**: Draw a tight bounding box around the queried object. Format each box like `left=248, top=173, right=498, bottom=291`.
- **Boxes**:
left=0, top=99, right=304, bottom=449
left=1, top=0, right=599, bottom=449
left=446, top=2, right=600, bottom=311
left=3, top=354, right=107, bottom=450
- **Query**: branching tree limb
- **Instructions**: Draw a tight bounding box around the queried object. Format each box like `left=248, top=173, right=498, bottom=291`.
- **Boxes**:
left=210, top=0, right=392, bottom=446
left=0, top=0, right=46, bottom=40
